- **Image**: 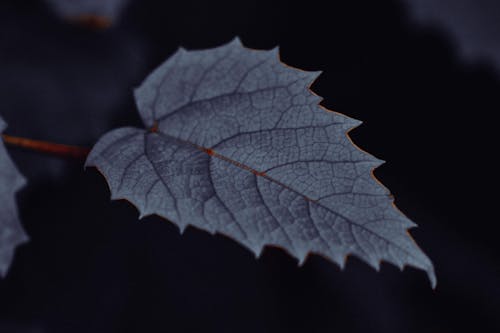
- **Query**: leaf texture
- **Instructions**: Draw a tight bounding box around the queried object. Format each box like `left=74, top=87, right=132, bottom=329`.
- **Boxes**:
left=0, top=117, right=28, bottom=277
left=86, top=38, right=436, bottom=287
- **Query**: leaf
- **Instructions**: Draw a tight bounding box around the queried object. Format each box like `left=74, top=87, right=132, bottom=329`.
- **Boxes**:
left=0, top=117, right=28, bottom=277
left=404, top=0, right=500, bottom=72
left=86, top=38, right=436, bottom=287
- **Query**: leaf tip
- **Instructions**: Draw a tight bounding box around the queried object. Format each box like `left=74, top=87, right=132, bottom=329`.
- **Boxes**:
left=269, top=46, right=280, bottom=58
left=0, top=118, right=6, bottom=132
left=297, top=253, right=308, bottom=267
left=178, top=225, right=187, bottom=235
left=356, top=253, right=381, bottom=272
left=252, top=244, right=265, bottom=259
left=309, top=70, right=323, bottom=81
left=371, top=157, right=386, bottom=169
left=426, top=265, right=437, bottom=289
left=231, top=36, right=243, bottom=46
left=177, top=47, right=188, bottom=55
left=83, top=157, right=93, bottom=170
left=347, top=117, right=363, bottom=130
left=339, top=254, right=348, bottom=270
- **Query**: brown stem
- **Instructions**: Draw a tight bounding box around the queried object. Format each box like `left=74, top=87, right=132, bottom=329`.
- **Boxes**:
left=67, top=15, right=112, bottom=30
left=2, top=134, right=91, bottom=159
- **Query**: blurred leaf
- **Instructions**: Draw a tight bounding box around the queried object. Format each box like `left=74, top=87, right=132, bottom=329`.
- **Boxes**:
left=0, top=117, right=28, bottom=277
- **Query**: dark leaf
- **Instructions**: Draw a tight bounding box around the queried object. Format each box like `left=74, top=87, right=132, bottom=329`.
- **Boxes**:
left=0, top=117, right=27, bottom=277
left=86, top=38, right=436, bottom=286
left=404, top=0, right=500, bottom=71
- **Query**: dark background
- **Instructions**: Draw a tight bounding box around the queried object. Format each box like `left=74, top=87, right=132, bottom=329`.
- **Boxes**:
left=0, top=0, right=498, bottom=332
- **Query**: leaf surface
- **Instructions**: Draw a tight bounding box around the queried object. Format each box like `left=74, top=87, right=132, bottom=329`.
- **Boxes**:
left=87, top=38, right=436, bottom=286
left=0, top=117, right=27, bottom=277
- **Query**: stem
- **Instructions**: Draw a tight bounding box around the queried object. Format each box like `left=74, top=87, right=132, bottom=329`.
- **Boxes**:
left=68, top=15, right=112, bottom=30
left=2, top=134, right=91, bottom=159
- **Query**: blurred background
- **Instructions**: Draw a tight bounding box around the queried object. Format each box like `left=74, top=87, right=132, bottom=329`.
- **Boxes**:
left=0, top=0, right=498, bottom=332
